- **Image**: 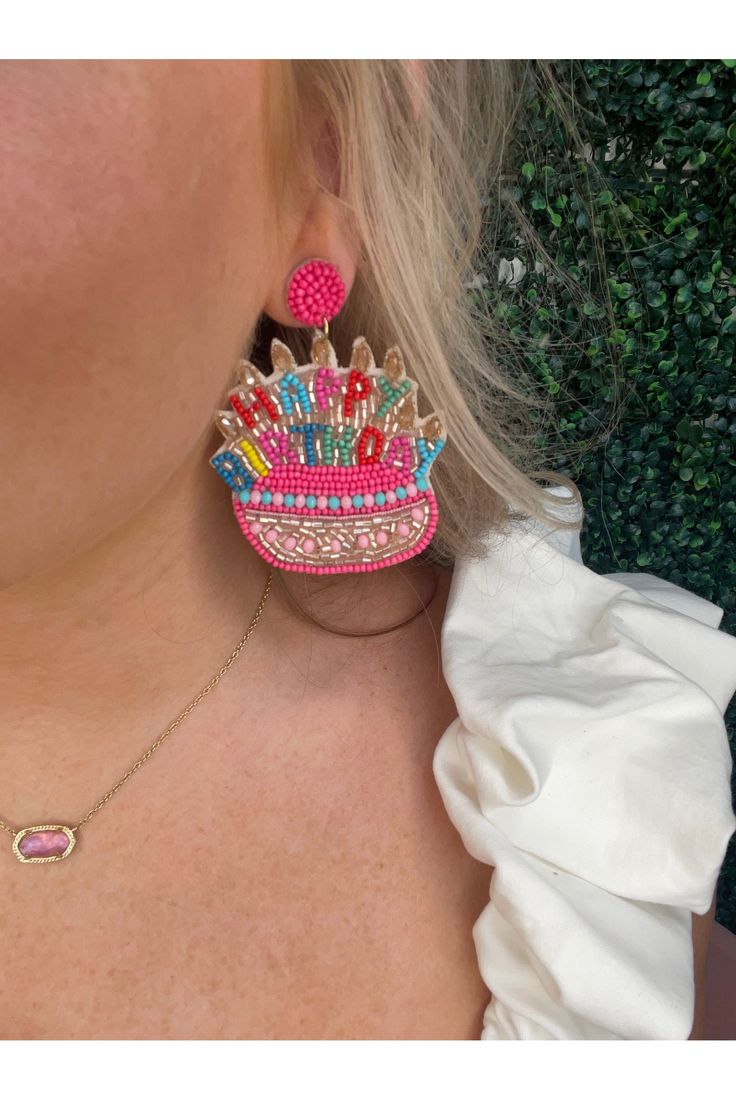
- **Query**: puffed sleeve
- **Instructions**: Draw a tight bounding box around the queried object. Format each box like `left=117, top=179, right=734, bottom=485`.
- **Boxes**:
left=432, top=484, right=736, bottom=1039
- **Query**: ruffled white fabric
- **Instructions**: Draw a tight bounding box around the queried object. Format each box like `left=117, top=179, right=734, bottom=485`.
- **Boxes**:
left=433, top=483, right=736, bottom=1039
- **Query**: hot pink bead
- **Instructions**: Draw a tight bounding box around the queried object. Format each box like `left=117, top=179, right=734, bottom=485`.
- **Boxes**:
left=272, top=492, right=284, bottom=506
left=375, top=530, right=389, bottom=546
left=249, top=521, right=262, bottom=534
left=286, top=259, right=346, bottom=327
left=397, top=522, right=411, bottom=536
left=357, top=534, right=370, bottom=549
left=303, top=537, right=316, bottom=554
left=283, top=535, right=297, bottom=551
left=411, top=506, right=424, bottom=521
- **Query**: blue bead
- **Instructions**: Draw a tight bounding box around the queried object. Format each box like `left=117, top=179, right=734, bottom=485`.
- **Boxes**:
left=238, top=489, right=251, bottom=504
left=374, top=492, right=386, bottom=506
left=284, top=493, right=295, bottom=507
left=260, top=491, right=272, bottom=505
left=352, top=494, right=364, bottom=508
left=416, top=476, right=428, bottom=491
left=306, top=495, right=317, bottom=508
left=396, top=485, right=407, bottom=500
left=328, top=496, right=340, bottom=510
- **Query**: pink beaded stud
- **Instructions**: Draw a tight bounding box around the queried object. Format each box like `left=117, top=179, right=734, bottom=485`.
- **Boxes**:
left=286, top=258, right=346, bottom=328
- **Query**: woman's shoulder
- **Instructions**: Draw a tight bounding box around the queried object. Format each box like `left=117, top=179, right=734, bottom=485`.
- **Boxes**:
left=433, top=480, right=736, bottom=1039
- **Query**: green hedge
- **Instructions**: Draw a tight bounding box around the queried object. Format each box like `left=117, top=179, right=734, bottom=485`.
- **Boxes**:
left=487, top=60, right=736, bottom=931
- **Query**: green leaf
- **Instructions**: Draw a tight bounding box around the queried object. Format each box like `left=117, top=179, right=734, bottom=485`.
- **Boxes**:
left=696, top=68, right=711, bottom=85
left=664, top=211, right=688, bottom=234
left=679, top=467, right=694, bottom=482
left=521, top=162, right=535, bottom=182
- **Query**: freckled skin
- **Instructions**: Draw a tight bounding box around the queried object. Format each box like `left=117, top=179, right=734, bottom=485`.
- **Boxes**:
left=3, top=571, right=492, bottom=1039
left=0, top=61, right=490, bottom=1039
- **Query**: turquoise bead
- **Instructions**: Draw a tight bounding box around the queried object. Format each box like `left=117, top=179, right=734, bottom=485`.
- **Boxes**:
left=260, top=490, right=272, bottom=505
left=416, top=476, right=428, bottom=491
left=306, top=495, right=317, bottom=508
left=238, top=489, right=251, bottom=504
left=396, top=486, right=407, bottom=500
left=328, top=496, right=340, bottom=509
left=284, top=493, right=295, bottom=506
left=374, top=492, right=386, bottom=506
left=352, top=494, right=364, bottom=508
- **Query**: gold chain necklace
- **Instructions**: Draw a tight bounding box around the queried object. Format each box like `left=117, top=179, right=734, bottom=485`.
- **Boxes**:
left=1, top=569, right=273, bottom=864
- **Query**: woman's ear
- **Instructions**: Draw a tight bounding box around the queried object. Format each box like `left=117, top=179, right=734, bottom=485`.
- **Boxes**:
left=262, top=115, right=359, bottom=328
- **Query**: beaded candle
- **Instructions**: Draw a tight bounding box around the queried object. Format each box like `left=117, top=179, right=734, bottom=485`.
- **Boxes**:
left=211, top=333, right=446, bottom=573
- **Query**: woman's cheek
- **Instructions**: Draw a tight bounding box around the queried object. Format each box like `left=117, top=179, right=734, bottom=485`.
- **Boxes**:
left=0, top=61, right=275, bottom=583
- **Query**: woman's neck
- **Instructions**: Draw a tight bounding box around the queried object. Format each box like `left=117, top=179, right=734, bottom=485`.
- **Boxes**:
left=0, top=450, right=275, bottom=752
left=0, top=446, right=444, bottom=763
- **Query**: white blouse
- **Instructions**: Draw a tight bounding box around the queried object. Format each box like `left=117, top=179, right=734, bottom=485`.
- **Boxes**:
left=433, top=483, right=736, bottom=1039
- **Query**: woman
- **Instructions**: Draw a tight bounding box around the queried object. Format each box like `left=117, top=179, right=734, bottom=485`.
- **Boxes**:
left=1, top=60, right=734, bottom=1040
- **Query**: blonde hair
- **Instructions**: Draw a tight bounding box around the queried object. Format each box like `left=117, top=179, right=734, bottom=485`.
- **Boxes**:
left=258, top=60, right=586, bottom=569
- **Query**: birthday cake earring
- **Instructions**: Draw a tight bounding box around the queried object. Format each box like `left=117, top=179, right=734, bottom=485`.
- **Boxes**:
left=210, top=259, right=446, bottom=574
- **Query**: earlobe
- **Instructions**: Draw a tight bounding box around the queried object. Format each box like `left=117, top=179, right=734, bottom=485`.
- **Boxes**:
left=262, top=108, right=358, bottom=328
left=262, top=191, right=358, bottom=328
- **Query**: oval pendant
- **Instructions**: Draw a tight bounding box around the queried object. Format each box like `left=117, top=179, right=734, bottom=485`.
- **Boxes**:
left=12, top=825, right=76, bottom=864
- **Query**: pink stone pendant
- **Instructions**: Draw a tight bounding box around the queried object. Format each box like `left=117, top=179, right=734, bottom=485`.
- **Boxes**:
left=12, top=824, right=76, bottom=863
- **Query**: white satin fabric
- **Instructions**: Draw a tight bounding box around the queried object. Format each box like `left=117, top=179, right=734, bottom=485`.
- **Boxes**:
left=433, top=484, right=736, bottom=1039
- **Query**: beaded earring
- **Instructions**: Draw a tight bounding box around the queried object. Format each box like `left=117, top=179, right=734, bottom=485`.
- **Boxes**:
left=210, top=258, right=446, bottom=574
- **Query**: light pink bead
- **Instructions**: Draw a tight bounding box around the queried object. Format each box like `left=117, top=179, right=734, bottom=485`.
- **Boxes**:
left=272, top=492, right=284, bottom=506
left=249, top=521, right=262, bottom=534
left=250, top=490, right=261, bottom=505
left=330, top=538, right=342, bottom=552
left=406, top=483, right=418, bottom=497
left=265, top=528, right=278, bottom=542
left=316, top=495, right=328, bottom=509
left=386, top=490, right=397, bottom=504
left=341, top=495, right=352, bottom=509
left=283, top=535, right=297, bottom=551
left=411, top=506, right=424, bottom=521
left=397, top=522, right=411, bottom=536
left=375, top=530, right=389, bottom=546
left=357, top=534, right=370, bottom=549
left=303, top=537, right=316, bottom=553
left=295, top=494, right=306, bottom=508
left=362, top=493, right=375, bottom=507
